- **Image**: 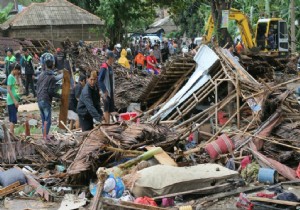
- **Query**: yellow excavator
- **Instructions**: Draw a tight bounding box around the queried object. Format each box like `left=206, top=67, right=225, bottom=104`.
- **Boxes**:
left=203, top=8, right=289, bottom=56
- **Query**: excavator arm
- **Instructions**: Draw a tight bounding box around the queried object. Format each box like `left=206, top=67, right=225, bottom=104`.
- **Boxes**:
left=203, top=8, right=256, bottom=49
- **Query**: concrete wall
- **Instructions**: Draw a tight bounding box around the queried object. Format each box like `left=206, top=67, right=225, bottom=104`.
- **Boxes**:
left=5, top=25, right=104, bottom=42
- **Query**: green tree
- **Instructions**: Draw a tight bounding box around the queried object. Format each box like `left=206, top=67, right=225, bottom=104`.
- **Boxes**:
left=67, top=0, right=100, bottom=14
left=96, top=0, right=156, bottom=46
left=0, top=3, right=13, bottom=24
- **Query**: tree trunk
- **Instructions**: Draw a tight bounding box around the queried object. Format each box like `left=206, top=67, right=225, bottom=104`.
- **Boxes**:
left=210, top=0, right=232, bottom=46
left=290, top=0, right=296, bottom=53
left=264, top=0, right=270, bottom=17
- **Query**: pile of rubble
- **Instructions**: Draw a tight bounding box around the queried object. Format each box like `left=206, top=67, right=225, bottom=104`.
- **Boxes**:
left=62, top=41, right=153, bottom=111
left=0, top=44, right=299, bottom=210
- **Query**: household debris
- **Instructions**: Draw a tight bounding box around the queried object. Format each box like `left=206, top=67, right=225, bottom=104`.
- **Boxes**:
left=0, top=44, right=299, bottom=210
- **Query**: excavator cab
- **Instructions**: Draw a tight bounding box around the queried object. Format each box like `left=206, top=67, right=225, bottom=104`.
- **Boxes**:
left=255, top=18, right=289, bottom=56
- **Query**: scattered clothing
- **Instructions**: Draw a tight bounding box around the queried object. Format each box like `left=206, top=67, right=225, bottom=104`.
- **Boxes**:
left=277, top=192, right=299, bottom=202
left=241, top=156, right=251, bottom=169
left=241, top=162, right=260, bottom=183
left=226, top=158, right=236, bottom=171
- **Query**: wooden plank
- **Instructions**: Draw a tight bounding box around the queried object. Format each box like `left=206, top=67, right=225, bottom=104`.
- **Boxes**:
left=18, top=103, right=39, bottom=112
left=153, top=183, right=231, bottom=200
left=0, top=182, right=20, bottom=194
left=196, top=186, right=264, bottom=206
left=146, top=146, right=177, bottom=167
left=248, top=196, right=300, bottom=206
left=0, top=184, right=26, bottom=197
left=58, top=70, right=70, bottom=129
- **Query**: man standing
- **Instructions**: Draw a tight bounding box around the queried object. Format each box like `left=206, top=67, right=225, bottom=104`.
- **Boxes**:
left=98, top=51, right=115, bottom=124
left=54, top=48, right=65, bottom=70
left=36, top=53, right=60, bottom=140
left=69, top=74, right=86, bottom=113
left=153, top=44, right=162, bottom=63
left=77, top=71, right=102, bottom=131
left=21, top=48, right=36, bottom=97
left=134, top=50, right=145, bottom=70
left=0, top=48, right=16, bottom=85
left=6, top=64, right=21, bottom=134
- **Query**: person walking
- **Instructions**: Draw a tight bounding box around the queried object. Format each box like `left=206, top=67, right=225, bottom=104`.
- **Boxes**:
left=21, top=48, right=36, bottom=97
left=6, top=64, right=21, bottom=134
left=36, top=53, right=61, bottom=140
left=77, top=71, right=103, bottom=131
left=98, top=51, right=115, bottom=124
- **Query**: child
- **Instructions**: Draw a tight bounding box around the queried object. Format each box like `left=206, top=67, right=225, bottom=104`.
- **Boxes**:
left=7, top=64, right=21, bottom=134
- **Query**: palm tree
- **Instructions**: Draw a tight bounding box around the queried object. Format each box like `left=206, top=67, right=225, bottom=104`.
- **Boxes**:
left=0, top=3, right=13, bottom=24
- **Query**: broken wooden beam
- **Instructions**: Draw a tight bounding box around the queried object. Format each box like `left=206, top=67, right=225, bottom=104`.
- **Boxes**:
left=59, top=70, right=71, bottom=129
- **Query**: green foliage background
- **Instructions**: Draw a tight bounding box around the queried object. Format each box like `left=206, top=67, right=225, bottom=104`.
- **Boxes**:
left=1, top=0, right=300, bottom=49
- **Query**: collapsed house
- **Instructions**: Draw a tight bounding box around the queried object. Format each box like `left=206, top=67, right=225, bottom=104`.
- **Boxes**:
left=0, top=44, right=299, bottom=209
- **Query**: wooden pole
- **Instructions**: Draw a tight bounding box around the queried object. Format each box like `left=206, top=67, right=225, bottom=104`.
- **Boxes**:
left=58, top=70, right=71, bottom=129
left=243, top=77, right=300, bottom=101
left=215, top=80, right=218, bottom=133
left=183, top=103, right=246, bottom=155
left=180, top=93, right=238, bottom=140
left=236, top=72, right=240, bottom=129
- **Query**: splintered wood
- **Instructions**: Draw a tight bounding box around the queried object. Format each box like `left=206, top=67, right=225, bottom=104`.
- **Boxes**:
left=66, top=123, right=177, bottom=176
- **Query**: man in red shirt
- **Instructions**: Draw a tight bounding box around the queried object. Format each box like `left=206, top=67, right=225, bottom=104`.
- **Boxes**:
left=146, top=49, right=159, bottom=75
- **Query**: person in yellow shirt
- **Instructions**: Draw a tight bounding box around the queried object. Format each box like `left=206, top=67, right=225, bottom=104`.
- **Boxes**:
left=118, top=49, right=130, bottom=69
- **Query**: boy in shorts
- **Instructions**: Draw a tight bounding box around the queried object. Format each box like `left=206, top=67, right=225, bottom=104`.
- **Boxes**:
left=7, top=64, right=21, bottom=134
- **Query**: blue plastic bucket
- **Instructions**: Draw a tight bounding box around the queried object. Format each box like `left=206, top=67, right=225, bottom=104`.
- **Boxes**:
left=258, top=168, right=278, bottom=184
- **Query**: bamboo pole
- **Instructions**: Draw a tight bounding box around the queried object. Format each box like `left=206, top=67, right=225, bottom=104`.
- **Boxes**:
left=183, top=103, right=246, bottom=156
left=227, top=131, right=300, bottom=152
left=215, top=80, right=218, bottom=133
left=236, top=72, right=241, bottom=129
left=243, top=77, right=300, bottom=101
left=168, top=70, right=225, bottom=120
left=174, top=92, right=236, bottom=129
left=171, top=72, right=226, bottom=122
left=180, top=94, right=239, bottom=140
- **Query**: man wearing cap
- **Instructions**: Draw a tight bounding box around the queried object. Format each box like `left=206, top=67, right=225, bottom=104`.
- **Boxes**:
left=0, top=48, right=16, bottom=85
left=54, top=48, right=65, bottom=70
left=21, top=48, right=36, bottom=97
left=36, top=53, right=60, bottom=140
left=98, top=51, right=115, bottom=124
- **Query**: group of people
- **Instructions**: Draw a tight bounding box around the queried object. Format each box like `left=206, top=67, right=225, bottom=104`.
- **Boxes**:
left=1, top=46, right=117, bottom=141
left=0, top=36, right=197, bottom=138
left=109, top=36, right=195, bottom=75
